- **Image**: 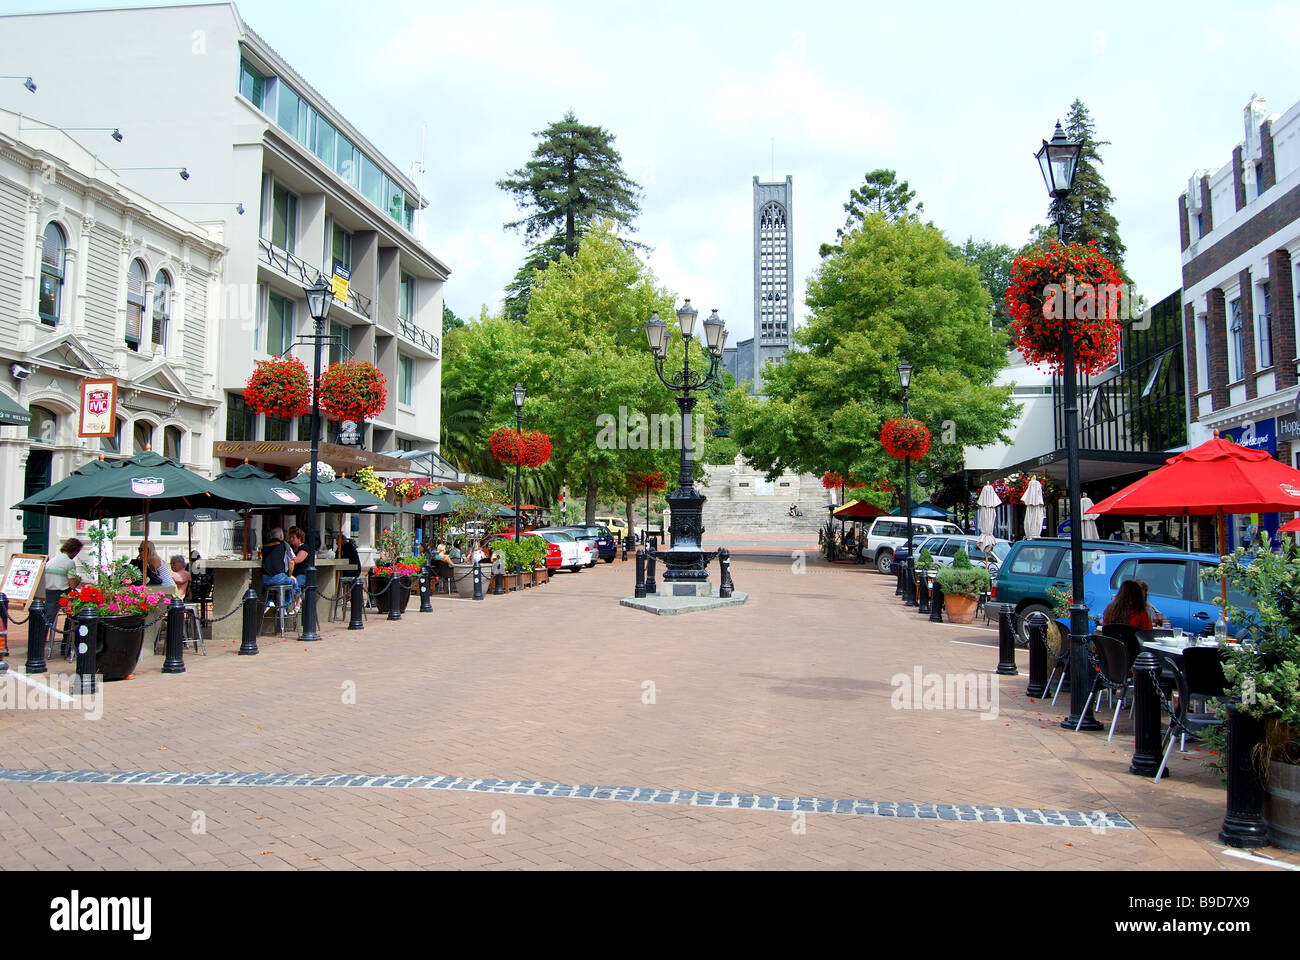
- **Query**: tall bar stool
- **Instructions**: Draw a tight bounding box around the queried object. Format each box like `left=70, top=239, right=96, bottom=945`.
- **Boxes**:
left=260, top=583, right=298, bottom=637
left=330, top=570, right=367, bottom=623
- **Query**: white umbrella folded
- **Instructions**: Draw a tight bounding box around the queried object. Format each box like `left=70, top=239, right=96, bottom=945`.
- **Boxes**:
left=977, top=483, right=1000, bottom=552
left=1022, top=478, right=1046, bottom=539
left=1080, top=495, right=1100, bottom=541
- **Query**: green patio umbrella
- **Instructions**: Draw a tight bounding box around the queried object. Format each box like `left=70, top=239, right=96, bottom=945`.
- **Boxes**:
left=401, top=492, right=465, bottom=517
left=282, top=473, right=390, bottom=512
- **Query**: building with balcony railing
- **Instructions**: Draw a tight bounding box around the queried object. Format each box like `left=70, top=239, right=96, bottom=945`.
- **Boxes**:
left=0, top=2, right=451, bottom=520
left=1178, top=93, right=1300, bottom=548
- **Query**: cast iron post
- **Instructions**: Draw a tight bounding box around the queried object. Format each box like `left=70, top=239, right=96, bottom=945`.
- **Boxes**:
left=239, top=587, right=260, bottom=656
left=1127, top=652, right=1162, bottom=776
left=162, top=595, right=186, bottom=674
left=996, top=607, right=1018, bottom=676
left=24, top=596, right=47, bottom=675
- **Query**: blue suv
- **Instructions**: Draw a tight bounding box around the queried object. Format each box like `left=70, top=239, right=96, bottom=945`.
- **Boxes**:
left=1077, top=551, right=1256, bottom=637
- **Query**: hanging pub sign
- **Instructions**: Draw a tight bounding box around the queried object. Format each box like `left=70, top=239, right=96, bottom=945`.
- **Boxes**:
left=78, top=378, right=118, bottom=438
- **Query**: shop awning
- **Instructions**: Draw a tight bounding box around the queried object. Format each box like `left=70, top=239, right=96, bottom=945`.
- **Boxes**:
left=211, top=440, right=410, bottom=475
left=0, top=391, right=31, bottom=427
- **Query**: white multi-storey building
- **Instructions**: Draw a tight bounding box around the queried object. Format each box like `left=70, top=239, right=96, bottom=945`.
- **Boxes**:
left=0, top=2, right=450, bottom=485
left=0, top=107, right=225, bottom=566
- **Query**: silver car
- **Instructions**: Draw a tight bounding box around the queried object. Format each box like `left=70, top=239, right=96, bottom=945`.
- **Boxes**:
left=917, top=535, right=1011, bottom=574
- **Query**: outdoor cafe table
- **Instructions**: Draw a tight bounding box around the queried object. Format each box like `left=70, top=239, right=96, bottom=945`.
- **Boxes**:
left=193, top=557, right=348, bottom=642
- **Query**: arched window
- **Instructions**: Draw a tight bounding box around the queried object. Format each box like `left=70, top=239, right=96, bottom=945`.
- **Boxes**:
left=125, top=259, right=147, bottom=350
left=101, top=417, right=123, bottom=454
left=152, top=270, right=172, bottom=350
left=163, top=425, right=182, bottom=461
left=133, top=420, right=154, bottom=455
left=27, top=404, right=57, bottom=445
left=38, top=223, right=67, bottom=325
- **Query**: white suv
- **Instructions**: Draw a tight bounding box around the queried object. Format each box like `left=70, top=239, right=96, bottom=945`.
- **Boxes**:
left=863, top=517, right=963, bottom=574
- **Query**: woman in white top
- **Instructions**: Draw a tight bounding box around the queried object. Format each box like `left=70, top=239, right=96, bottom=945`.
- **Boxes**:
left=146, top=544, right=177, bottom=594
left=44, top=538, right=83, bottom=658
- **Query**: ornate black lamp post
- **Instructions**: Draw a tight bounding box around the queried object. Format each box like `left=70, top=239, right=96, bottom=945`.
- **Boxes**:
left=297, top=276, right=333, bottom=643
left=643, top=301, right=727, bottom=588
left=1035, top=122, right=1098, bottom=731
left=898, top=360, right=916, bottom=606
left=512, top=382, right=525, bottom=541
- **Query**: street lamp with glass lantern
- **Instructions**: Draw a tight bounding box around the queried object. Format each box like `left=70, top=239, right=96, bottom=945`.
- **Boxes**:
left=642, top=300, right=726, bottom=587
left=297, top=275, right=332, bottom=643
left=897, top=359, right=916, bottom=606
left=512, top=382, right=526, bottom=541
left=1034, top=121, right=1098, bottom=730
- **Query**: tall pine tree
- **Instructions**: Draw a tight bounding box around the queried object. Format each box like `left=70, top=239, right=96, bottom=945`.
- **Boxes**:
left=1056, top=100, right=1128, bottom=279
left=497, top=112, right=641, bottom=321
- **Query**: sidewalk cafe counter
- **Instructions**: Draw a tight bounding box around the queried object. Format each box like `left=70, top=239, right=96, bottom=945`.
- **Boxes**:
left=193, top=558, right=348, bottom=641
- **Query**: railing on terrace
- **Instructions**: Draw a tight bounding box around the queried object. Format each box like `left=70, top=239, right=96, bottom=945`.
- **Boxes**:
left=257, top=237, right=373, bottom=319
left=398, top=316, right=440, bottom=357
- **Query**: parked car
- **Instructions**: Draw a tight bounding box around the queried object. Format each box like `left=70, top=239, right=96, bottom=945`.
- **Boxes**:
left=595, top=516, right=633, bottom=542
left=532, top=529, right=588, bottom=571
left=1077, top=551, right=1257, bottom=638
left=916, top=535, right=1012, bottom=574
left=993, top=538, right=1177, bottom=642
left=557, top=524, right=617, bottom=564
left=863, top=516, right=963, bottom=574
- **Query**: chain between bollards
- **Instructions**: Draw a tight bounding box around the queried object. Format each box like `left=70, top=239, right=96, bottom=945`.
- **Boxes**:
left=161, top=595, right=186, bottom=674
left=239, top=588, right=260, bottom=656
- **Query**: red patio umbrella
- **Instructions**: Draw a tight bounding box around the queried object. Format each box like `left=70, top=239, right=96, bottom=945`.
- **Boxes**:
left=1089, top=432, right=1300, bottom=614
left=1279, top=517, right=1300, bottom=533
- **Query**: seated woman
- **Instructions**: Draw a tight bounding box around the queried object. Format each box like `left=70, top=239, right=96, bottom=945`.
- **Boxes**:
left=1133, top=579, right=1169, bottom=628
left=169, top=555, right=192, bottom=600
left=1102, top=580, right=1152, bottom=632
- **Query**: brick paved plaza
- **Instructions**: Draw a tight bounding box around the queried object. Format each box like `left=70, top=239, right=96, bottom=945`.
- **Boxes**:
left=2, top=535, right=1298, bottom=871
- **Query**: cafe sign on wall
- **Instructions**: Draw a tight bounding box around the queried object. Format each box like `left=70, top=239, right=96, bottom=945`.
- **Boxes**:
left=78, top=378, right=118, bottom=438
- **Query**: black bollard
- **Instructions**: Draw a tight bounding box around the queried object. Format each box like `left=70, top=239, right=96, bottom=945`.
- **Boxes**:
left=24, top=596, right=47, bottom=675
left=1218, top=703, right=1269, bottom=847
left=162, top=595, right=186, bottom=675
left=348, top=576, right=365, bottom=631
left=634, top=549, right=646, bottom=599
left=1025, top=613, right=1048, bottom=699
left=895, top=561, right=904, bottom=597
left=928, top=578, right=944, bottom=623
left=387, top=576, right=404, bottom=621
left=1127, top=652, right=1162, bottom=777
left=73, top=607, right=98, bottom=696
left=492, top=561, right=506, bottom=596
left=1061, top=628, right=1102, bottom=731
left=645, top=550, right=657, bottom=595
left=472, top=560, right=483, bottom=601
left=419, top=566, right=433, bottom=613
left=239, top=588, right=260, bottom=656
left=902, top=562, right=916, bottom=607
left=998, top=606, right=1019, bottom=671
left=0, top=593, right=8, bottom=673
left=718, top=548, right=733, bottom=598
left=917, top=573, right=931, bottom=615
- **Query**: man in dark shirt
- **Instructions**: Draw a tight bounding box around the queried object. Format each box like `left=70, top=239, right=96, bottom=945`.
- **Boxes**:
left=260, top=526, right=297, bottom=607
left=337, top=534, right=362, bottom=576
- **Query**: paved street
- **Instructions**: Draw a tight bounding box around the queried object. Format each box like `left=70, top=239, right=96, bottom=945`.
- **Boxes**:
left=2, top=534, right=1297, bottom=871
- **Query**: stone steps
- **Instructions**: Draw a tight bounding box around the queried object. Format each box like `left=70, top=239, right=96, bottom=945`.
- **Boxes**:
left=699, top=499, right=830, bottom=534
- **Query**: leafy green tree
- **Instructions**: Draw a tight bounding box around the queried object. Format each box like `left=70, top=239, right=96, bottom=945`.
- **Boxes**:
left=820, top=169, right=924, bottom=257
left=729, top=213, right=1018, bottom=494
left=498, top=112, right=642, bottom=322
left=952, top=237, right=1016, bottom=332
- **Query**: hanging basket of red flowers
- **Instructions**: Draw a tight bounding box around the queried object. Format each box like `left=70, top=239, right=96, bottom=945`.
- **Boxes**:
left=518, top=431, right=552, bottom=468
left=629, top=471, right=668, bottom=492
left=491, top=429, right=553, bottom=467
left=1005, top=240, right=1124, bottom=375
left=874, top=477, right=895, bottom=493
left=821, top=471, right=866, bottom=490
left=881, top=418, right=931, bottom=460
left=243, top=356, right=311, bottom=419
left=317, top=360, right=387, bottom=422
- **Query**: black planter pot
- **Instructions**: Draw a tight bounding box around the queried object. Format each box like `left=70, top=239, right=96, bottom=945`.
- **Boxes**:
left=98, top=613, right=147, bottom=681
left=371, top=575, right=413, bottom=615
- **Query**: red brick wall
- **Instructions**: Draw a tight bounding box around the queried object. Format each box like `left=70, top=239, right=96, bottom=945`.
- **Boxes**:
left=1184, top=302, right=1199, bottom=415
left=1184, top=180, right=1300, bottom=288
left=1200, top=175, right=1214, bottom=235
left=1233, top=146, right=1247, bottom=211
left=1261, top=121, right=1277, bottom=193
left=1207, top=288, right=1229, bottom=410
left=1271, top=249, right=1297, bottom=389
left=1239, top=268, right=1257, bottom=398
left=1179, top=195, right=1191, bottom=251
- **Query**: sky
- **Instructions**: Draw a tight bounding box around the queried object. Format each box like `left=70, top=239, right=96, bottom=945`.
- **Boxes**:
left=6, top=0, right=1300, bottom=340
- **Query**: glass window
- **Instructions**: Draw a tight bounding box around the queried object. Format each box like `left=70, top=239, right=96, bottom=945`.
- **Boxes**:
left=335, top=135, right=358, bottom=187
left=311, top=111, right=336, bottom=169
left=152, top=270, right=171, bottom=350
left=399, top=355, right=414, bottom=406
left=27, top=405, right=57, bottom=445
left=331, top=225, right=352, bottom=274
left=277, top=85, right=302, bottom=141
left=1008, top=545, right=1062, bottom=576
left=125, top=259, right=147, bottom=349
left=403, top=205, right=414, bottom=232
left=226, top=393, right=255, bottom=442
left=264, top=415, right=291, bottom=442
left=239, top=59, right=266, bottom=110
left=361, top=155, right=384, bottom=207
left=298, top=415, right=313, bottom=442
left=133, top=421, right=153, bottom=455
left=38, top=222, right=66, bottom=324
left=387, top=181, right=404, bottom=223
left=1133, top=559, right=1185, bottom=601
left=328, top=320, right=347, bottom=366
left=1259, top=283, right=1273, bottom=369
left=1198, top=563, right=1255, bottom=612
left=1229, top=298, right=1245, bottom=381
left=399, top=273, right=414, bottom=322
left=100, top=418, right=122, bottom=454
left=266, top=292, right=294, bottom=356
left=271, top=182, right=297, bottom=253
left=163, top=425, right=182, bottom=460
left=940, top=540, right=966, bottom=558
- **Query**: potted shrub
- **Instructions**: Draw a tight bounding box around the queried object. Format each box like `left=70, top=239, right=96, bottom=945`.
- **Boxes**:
left=1208, top=544, right=1300, bottom=850
left=370, top=526, right=416, bottom=614
left=494, top=537, right=547, bottom=592
left=61, top=558, right=167, bottom=681
left=935, top=549, right=990, bottom=625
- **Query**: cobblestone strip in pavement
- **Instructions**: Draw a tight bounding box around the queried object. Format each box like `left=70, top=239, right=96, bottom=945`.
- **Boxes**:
left=0, top=768, right=1134, bottom=830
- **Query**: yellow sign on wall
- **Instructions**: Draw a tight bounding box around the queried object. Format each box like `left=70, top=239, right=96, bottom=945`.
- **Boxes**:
left=331, top=267, right=351, bottom=304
